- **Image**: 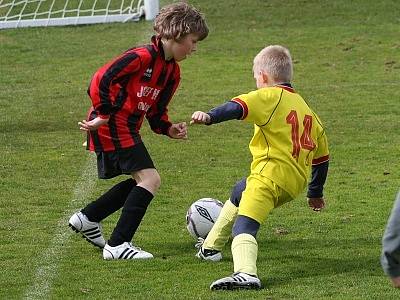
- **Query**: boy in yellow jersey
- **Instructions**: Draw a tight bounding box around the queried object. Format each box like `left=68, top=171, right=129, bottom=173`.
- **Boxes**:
left=191, top=45, right=329, bottom=290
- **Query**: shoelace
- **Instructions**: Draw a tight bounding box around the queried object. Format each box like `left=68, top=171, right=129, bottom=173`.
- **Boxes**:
left=195, top=237, right=204, bottom=249
left=127, top=242, right=142, bottom=251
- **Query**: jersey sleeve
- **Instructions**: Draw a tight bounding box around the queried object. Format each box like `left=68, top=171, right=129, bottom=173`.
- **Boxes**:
left=146, top=64, right=181, bottom=135
left=231, top=89, right=277, bottom=125
left=207, top=101, right=243, bottom=124
left=90, top=50, right=142, bottom=118
left=312, top=131, right=330, bottom=165
left=307, top=161, right=329, bottom=198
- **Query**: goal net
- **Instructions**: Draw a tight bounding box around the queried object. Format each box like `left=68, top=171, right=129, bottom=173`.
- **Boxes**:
left=0, top=0, right=159, bottom=29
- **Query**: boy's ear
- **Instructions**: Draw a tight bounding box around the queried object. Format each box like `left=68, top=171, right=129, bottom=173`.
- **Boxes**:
left=261, top=72, right=269, bottom=84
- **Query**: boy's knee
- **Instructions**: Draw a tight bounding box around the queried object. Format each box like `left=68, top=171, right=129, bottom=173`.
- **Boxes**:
left=133, top=169, right=161, bottom=194
left=145, top=170, right=161, bottom=193
left=230, top=177, right=246, bottom=207
left=232, top=215, right=260, bottom=238
left=152, top=172, right=161, bottom=190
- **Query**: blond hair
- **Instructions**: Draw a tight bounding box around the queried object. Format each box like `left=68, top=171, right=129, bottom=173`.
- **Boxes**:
left=253, top=45, right=293, bottom=83
left=153, top=2, right=208, bottom=41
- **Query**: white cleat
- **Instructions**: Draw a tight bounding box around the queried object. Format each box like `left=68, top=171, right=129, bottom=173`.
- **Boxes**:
left=196, top=247, right=222, bottom=262
left=210, top=272, right=262, bottom=290
left=195, top=237, right=222, bottom=262
left=103, top=242, right=154, bottom=260
left=69, top=211, right=106, bottom=249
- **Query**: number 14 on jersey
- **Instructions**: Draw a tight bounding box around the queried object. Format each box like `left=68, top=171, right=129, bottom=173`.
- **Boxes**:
left=286, top=110, right=315, bottom=159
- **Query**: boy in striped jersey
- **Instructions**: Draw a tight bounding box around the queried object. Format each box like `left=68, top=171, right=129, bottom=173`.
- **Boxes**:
left=69, top=2, right=208, bottom=260
left=191, top=45, right=329, bottom=289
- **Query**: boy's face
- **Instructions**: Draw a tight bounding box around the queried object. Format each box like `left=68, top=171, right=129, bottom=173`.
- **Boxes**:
left=171, top=33, right=199, bottom=61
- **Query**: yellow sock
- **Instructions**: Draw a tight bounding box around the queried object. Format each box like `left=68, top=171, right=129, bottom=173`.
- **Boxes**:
left=203, top=200, right=238, bottom=251
left=231, top=233, right=258, bottom=276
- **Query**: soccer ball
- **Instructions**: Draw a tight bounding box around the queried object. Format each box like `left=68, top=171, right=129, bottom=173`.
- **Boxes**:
left=186, top=198, right=223, bottom=239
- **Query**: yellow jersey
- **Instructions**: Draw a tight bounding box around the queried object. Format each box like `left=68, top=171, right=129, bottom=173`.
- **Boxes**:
left=232, top=85, right=329, bottom=198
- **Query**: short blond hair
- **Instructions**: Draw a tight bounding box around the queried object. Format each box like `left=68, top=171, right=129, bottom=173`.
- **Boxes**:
left=253, top=45, right=293, bottom=83
left=153, top=2, right=208, bottom=41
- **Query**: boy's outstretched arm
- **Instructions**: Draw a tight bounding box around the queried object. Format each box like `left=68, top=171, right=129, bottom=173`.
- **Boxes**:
left=191, top=101, right=243, bottom=125
left=191, top=111, right=211, bottom=124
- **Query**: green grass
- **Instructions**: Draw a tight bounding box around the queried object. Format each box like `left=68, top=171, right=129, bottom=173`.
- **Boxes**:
left=1, top=0, right=399, bottom=299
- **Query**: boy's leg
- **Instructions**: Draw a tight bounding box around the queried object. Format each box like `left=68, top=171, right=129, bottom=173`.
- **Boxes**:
left=231, top=176, right=282, bottom=276
left=102, top=143, right=160, bottom=259
left=231, top=219, right=259, bottom=276
left=107, top=185, right=154, bottom=246
left=107, top=168, right=159, bottom=247
left=210, top=217, right=261, bottom=291
left=103, top=169, right=159, bottom=259
left=69, top=178, right=136, bottom=248
left=197, top=178, right=246, bottom=260
left=210, top=175, right=280, bottom=290
left=81, top=178, right=136, bottom=222
left=202, top=200, right=238, bottom=251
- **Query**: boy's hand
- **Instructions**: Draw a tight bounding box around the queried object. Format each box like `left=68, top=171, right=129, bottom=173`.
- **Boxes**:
left=78, top=117, right=109, bottom=131
left=390, top=276, right=400, bottom=288
left=168, top=122, right=187, bottom=139
left=308, top=197, right=325, bottom=212
left=190, top=111, right=211, bottom=124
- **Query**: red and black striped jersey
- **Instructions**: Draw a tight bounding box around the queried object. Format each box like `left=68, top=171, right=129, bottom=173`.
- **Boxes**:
left=86, top=36, right=180, bottom=152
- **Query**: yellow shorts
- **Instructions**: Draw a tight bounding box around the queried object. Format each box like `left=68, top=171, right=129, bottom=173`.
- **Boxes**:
left=238, top=174, right=293, bottom=224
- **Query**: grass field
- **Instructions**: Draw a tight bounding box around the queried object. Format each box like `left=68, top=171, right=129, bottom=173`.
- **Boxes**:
left=1, top=0, right=399, bottom=299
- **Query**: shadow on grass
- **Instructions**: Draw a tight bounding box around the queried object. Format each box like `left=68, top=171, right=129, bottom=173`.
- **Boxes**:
left=175, top=235, right=382, bottom=289
left=0, top=120, right=71, bottom=133
left=261, top=236, right=382, bottom=288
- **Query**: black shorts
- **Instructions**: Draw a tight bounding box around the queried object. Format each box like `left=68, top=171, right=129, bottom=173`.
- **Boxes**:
left=96, top=143, right=155, bottom=179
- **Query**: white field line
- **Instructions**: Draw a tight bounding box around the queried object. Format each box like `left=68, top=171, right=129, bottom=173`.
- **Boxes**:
left=23, top=155, right=97, bottom=300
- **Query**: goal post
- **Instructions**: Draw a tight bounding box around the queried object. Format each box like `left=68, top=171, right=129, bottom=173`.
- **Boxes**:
left=0, top=0, right=159, bottom=30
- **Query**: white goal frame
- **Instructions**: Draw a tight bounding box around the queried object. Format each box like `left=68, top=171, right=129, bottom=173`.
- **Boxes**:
left=0, top=0, right=159, bottom=29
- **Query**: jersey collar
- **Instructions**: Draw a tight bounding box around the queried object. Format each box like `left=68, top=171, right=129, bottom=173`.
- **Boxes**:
left=275, top=83, right=295, bottom=93
left=151, top=35, right=174, bottom=62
